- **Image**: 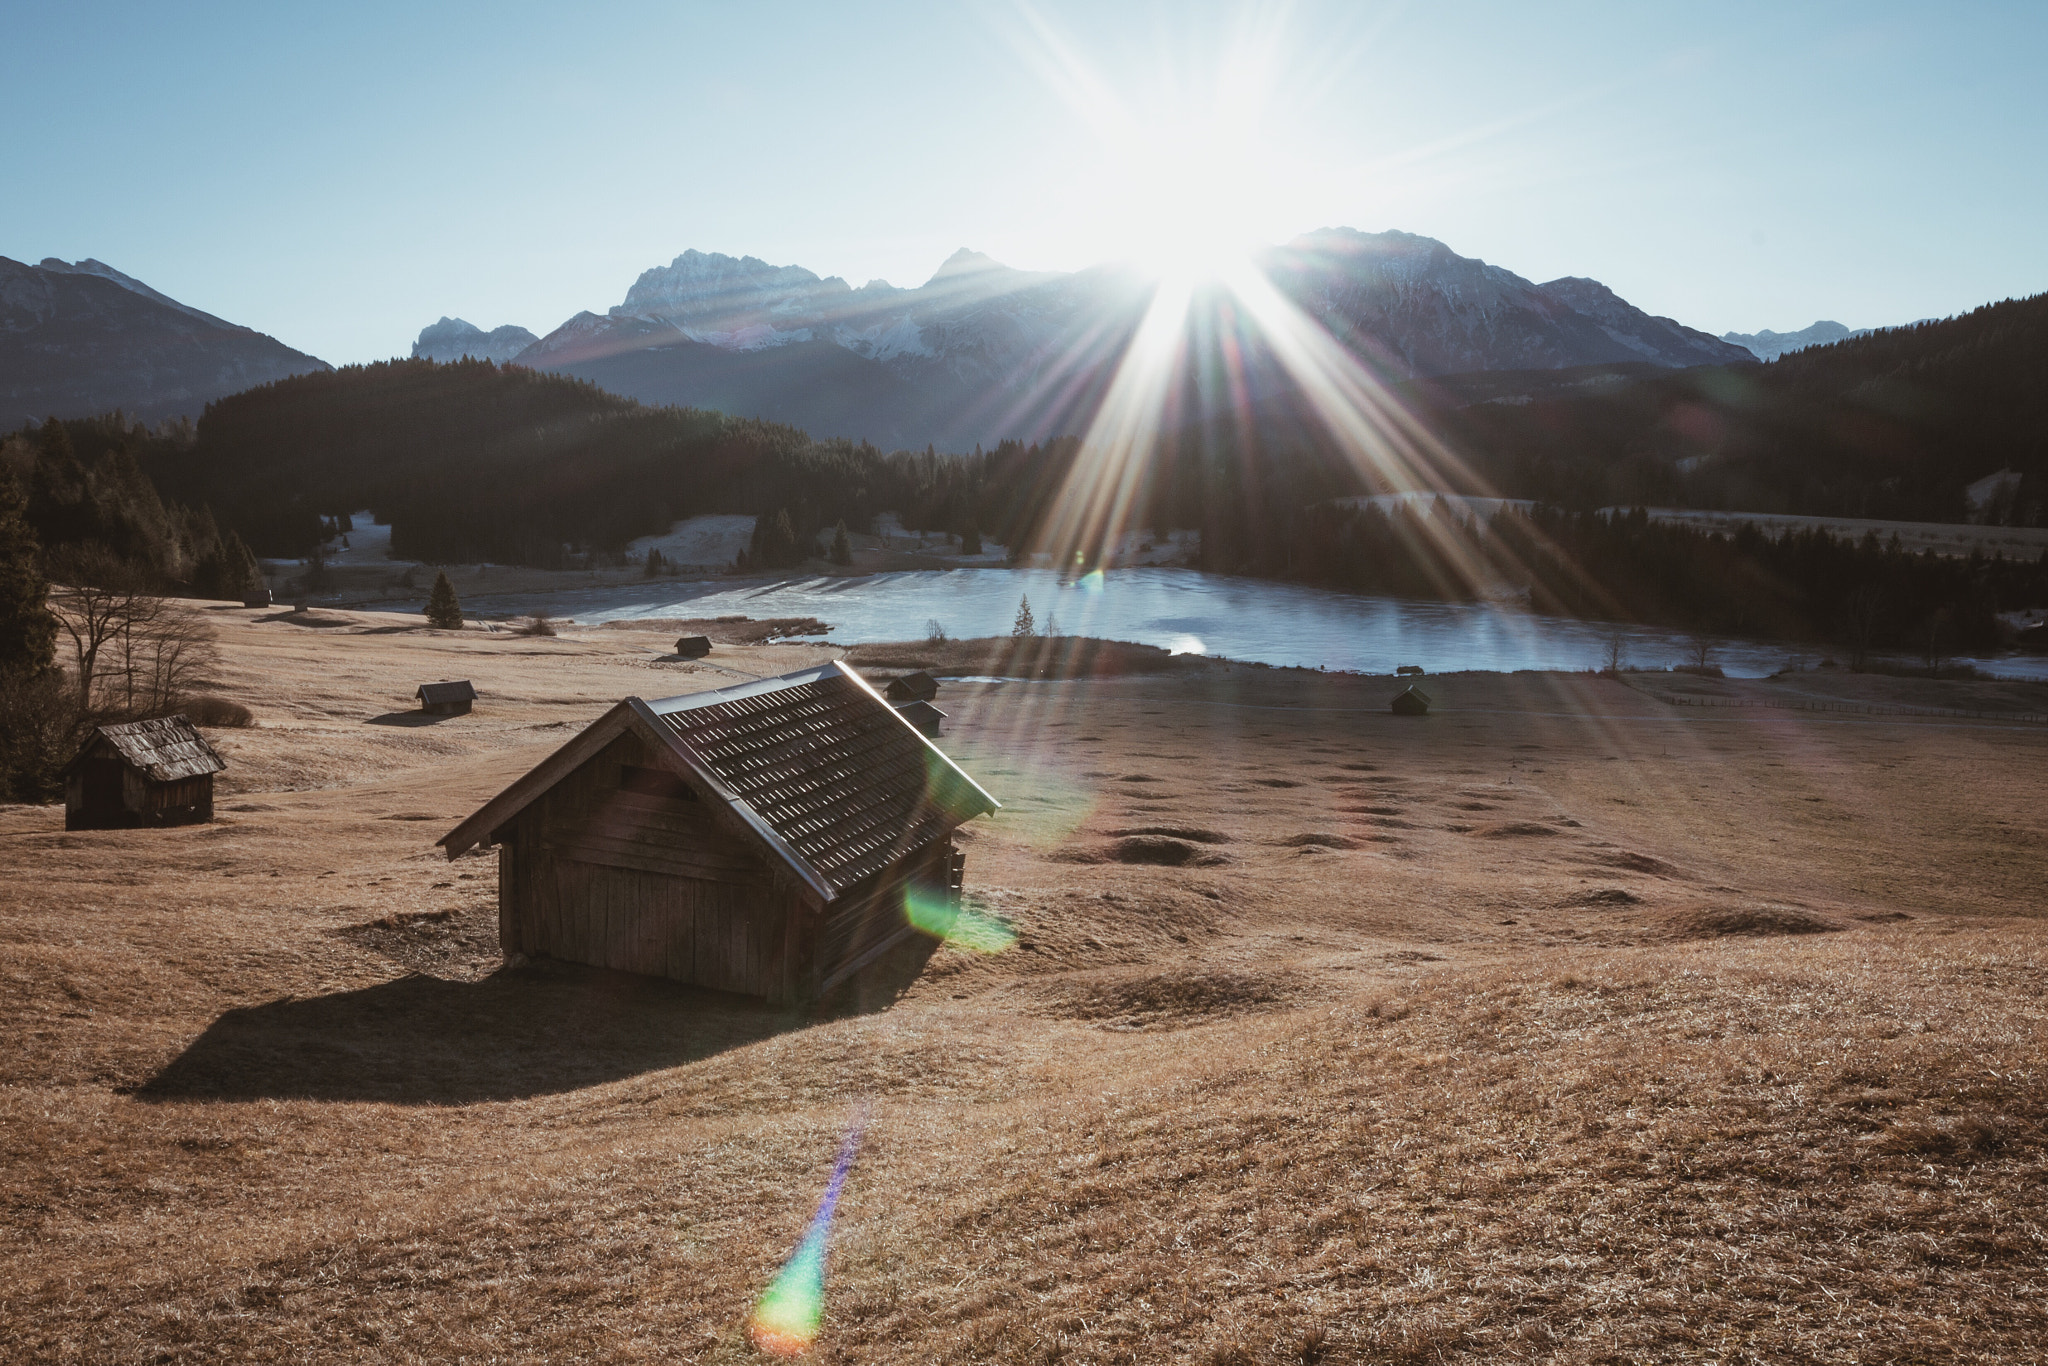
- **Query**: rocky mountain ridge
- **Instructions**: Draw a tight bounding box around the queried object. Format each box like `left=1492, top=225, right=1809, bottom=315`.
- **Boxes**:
left=1, top=256, right=329, bottom=423
left=411, top=317, right=540, bottom=364
left=1721, top=320, right=1872, bottom=362
left=496, top=229, right=1754, bottom=449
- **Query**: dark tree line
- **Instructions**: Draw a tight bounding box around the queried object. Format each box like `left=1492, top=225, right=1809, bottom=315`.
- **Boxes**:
left=1284, top=501, right=2043, bottom=657
left=1, top=416, right=262, bottom=600
left=1448, top=293, right=2048, bottom=522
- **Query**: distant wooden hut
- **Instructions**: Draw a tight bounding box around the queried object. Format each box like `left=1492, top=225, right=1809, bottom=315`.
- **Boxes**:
left=885, top=671, right=939, bottom=703
left=438, top=661, right=999, bottom=1004
left=674, top=636, right=712, bottom=659
left=1390, top=684, right=1432, bottom=716
left=417, top=680, right=476, bottom=715
left=895, top=699, right=946, bottom=737
left=242, top=588, right=272, bottom=608
left=63, top=716, right=226, bottom=830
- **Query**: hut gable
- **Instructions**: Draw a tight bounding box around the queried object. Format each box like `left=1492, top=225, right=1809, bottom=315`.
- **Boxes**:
left=76, top=716, right=227, bottom=783
left=1391, top=684, right=1433, bottom=716
left=63, top=716, right=225, bottom=830
left=417, top=680, right=477, bottom=707
left=884, top=671, right=939, bottom=703
left=441, top=661, right=996, bottom=898
left=438, top=661, right=1000, bottom=1002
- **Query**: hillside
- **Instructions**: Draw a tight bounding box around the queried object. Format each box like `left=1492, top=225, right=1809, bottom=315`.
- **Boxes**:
left=146, top=360, right=810, bottom=562
left=1446, top=293, right=2048, bottom=523
left=0, top=257, right=329, bottom=423
left=1, top=615, right=2043, bottom=1361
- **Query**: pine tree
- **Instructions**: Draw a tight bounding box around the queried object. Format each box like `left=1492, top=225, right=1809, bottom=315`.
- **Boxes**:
left=0, top=471, right=56, bottom=676
left=1012, top=594, right=1035, bottom=638
left=425, top=571, right=463, bottom=629
left=830, top=520, right=852, bottom=566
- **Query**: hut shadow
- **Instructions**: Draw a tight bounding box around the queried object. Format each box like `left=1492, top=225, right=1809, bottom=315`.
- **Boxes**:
left=136, top=942, right=939, bottom=1106
left=365, top=710, right=450, bottom=727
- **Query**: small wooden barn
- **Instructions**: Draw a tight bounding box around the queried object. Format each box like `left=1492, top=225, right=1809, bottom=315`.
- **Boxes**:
left=242, top=588, right=272, bottom=608
left=885, top=671, right=939, bottom=703
left=438, top=661, right=1000, bottom=1004
left=63, top=716, right=226, bottom=830
left=895, top=699, right=946, bottom=737
left=416, top=680, right=476, bottom=715
left=1390, top=684, right=1432, bottom=716
left=674, top=636, right=712, bottom=659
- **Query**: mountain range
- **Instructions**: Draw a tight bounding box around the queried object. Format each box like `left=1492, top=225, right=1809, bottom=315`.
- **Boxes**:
left=1720, top=320, right=1871, bottom=362
left=1, top=256, right=329, bottom=424
left=5, top=232, right=1769, bottom=441
left=411, top=316, right=540, bottom=364
left=420, top=229, right=1757, bottom=450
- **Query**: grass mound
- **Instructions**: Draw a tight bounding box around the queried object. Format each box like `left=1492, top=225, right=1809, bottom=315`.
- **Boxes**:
left=1476, top=820, right=1562, bottom=838
left=1042, top=968, right=1306, bottom=1028
left=1564, top=887, right=1642, bottom=907
left=1101, top=836, right=1229, bottom=866
left=178, top=694, right=255, bottom=727
left=1109, top=826, right=1232, bottom=844
left=1279, top=833, right=1362, bottom=850
left=1668, top=904, right=1845, bottom=938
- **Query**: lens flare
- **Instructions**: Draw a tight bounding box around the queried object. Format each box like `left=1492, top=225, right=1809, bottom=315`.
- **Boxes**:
left=905, top=887, right=1018, bottom=954
left=750, top=1125, right=864, bottom=1357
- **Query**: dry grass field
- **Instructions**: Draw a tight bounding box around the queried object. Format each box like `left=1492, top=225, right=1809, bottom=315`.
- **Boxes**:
left=3, top=603, right=2046, bottom=1363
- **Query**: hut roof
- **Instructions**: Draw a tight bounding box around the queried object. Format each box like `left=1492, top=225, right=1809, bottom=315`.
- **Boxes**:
left=67, top=716, right=226, bottom=783
left=416, top=680, right=477, bottom=704
left=438, top=661, right=999, bottom=901
left=885, top=671, right=939, bottom=702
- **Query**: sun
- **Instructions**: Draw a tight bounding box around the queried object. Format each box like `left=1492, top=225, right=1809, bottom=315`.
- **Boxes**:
left=1108, top=128, right=1269, bottom=283
left=1000, top=1, right=1288, bottom=283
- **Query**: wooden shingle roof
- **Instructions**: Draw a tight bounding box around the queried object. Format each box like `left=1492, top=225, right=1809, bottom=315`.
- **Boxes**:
left=416, top=680, right=477, bottom=704
left=648, top=664, right=993, bottom=893
left=438, top=661, right=998, bottom=901
left=72, top=716, right=226, bottom=782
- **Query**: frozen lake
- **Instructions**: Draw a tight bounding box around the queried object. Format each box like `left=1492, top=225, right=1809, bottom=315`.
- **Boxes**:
left=439, top=565, right=2048, bottom=680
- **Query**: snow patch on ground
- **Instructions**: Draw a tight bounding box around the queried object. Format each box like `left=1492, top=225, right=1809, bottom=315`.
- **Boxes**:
left=624, top=514, right=757, bottom=568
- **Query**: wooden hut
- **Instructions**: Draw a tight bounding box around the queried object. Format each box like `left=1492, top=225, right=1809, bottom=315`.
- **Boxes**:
left=242, top=588, right=273, bottom=608
left=674, top=635, right=712, bottom=659
left=438, top=661, right=999, bottom=1004
left=63, top=716, right=225, bottom=830
left=885, top=671, right=939, bottom=703
left=1390, top=684, right=1432, bottom=716
left=416, top=680, right=476, bottom=715
left=895, top=699, right=946, bottom=737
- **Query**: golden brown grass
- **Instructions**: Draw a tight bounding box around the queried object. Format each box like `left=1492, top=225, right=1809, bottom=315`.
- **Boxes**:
left=1, top=605, right=2045, bottom=1362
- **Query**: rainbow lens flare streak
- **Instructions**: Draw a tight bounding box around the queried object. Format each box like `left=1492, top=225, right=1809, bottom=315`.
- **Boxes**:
left=905, top=887, right=1018, bottom=954
left=750, top=1125, right=864, bottom=1357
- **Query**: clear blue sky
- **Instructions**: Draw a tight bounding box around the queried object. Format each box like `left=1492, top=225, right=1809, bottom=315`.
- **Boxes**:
left=8, top=0, right=2044, bottom=364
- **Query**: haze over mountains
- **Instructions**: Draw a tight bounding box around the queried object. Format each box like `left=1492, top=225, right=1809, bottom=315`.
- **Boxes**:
left=461, top=229, right=1756, bottom=450
left=1, top=256, right=329, bottom=424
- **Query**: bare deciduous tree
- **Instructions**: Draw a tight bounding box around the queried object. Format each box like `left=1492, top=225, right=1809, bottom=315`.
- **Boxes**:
left=1689, top=635, right=1717, bottom=670
left=48, top=546, right=219, bottom=720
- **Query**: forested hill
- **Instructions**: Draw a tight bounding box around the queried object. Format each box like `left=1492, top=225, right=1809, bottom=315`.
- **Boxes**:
left=1446, top=292, right=2048, bottom=522
left=134, top=359, right=1030, bottom=566
left=147, top=360, right=872, bottom=563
